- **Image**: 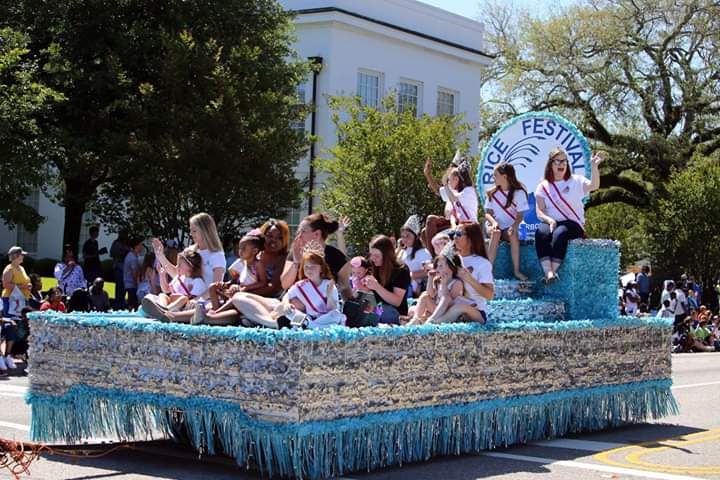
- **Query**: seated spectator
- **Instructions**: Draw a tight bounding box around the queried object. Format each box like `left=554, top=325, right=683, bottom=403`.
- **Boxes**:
left=431, top=231, right=451, bottom=254
left=40, top=287, right=66, bottom=312
left=89, top=278, right=111, bottom=312
left=28, top=274, right=43, bottom=309
left=54, top=245, right=87, bottom=296
left=690, top=318, right=716, bottom=352
left=67, top=288, right=91, bottom=312
left=342, top=256, right=379, bottom=327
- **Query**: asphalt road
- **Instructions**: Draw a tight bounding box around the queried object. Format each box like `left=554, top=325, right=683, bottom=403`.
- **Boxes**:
left=1, top=353, right=719, bottom=480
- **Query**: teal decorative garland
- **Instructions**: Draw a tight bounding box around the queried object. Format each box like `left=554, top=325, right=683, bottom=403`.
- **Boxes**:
left=28, top=379, right=677, bottom=479
left=477, top=111, right=593, bottom=206
left=29, top=311, right=671, bottom=345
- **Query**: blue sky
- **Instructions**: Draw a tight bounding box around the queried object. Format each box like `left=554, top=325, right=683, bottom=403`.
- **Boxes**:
left=417, top=0, right=575, bottom=20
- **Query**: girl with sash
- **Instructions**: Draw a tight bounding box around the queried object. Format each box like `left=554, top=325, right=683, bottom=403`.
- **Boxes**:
left=535, top=146, right=605, bottom=284
left=224, top=241, right=344, bottom=329
left=485, top=163, right=529, bottom=280
left=422, top=150, right=479, bottom=256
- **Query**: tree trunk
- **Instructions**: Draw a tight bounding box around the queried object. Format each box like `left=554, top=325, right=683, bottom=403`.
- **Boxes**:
left=62, top=178, right=93, bottom=257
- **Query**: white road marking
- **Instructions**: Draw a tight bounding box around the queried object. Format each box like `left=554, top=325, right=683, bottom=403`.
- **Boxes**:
left=671, top=380, right=720, bottom=390
left=530, top=438, right=626, bottom=451
left=0, top=392, right=25, bottom=398
left=0, top=385, right=28, bottom=393
left=481, top=452, right=705, bottom=480
left=0, top=420, right=29, bottom=432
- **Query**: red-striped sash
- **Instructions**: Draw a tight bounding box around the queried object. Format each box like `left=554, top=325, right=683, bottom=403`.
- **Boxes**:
left=490, top=190, right=517, bottom=224
left=296, top=280, right=329, bottom=315
left=541, top=181, right=585, bottom=232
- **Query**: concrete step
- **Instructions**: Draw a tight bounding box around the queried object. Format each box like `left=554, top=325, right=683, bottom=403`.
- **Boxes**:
left=488, top=298, right=566, bottom=322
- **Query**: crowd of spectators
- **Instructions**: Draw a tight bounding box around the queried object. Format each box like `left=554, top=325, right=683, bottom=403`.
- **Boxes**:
left=619, top=268, right=719, bottom=353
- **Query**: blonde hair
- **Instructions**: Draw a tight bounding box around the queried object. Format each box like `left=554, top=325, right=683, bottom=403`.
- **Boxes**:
left=190, top=213, right=223, bottom=252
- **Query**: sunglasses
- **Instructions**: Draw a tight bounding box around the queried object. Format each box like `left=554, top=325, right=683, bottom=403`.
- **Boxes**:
left=452, top=230, right=467, bottom=238
left=552, top=158, right=568, bottom=165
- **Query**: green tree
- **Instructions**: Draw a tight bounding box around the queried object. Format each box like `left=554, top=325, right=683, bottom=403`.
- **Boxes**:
left=585, top=202, right=649, bottom=270
left=480, top=0, right=720, bottom=207
left=5, top=0, right=309, bottom=251
left=0, top=27, right=63, bottom=230
left=645, top=158, right=720, bottom=290
left=318, top=95, right=473, bottom=252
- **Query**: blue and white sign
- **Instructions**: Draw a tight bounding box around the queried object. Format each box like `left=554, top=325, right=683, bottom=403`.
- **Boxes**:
left=477, top=112, right=592, bottom=239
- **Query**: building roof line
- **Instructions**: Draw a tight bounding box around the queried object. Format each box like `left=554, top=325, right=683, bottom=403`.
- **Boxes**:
left=290, top=7, right=496, bottom=60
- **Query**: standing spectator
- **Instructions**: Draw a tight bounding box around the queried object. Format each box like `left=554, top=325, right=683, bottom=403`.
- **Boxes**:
left=110, top=230, right=130, bottom=309
left=657, top=299, right=674, bottom=318
left=624, top=282, right=640, bottom=316
left=123, top=238, right=144, bottom=310
left=54, top=245, right=86, bottom=296
left=136, top=252, right=158, bottom=300
left=688, top=289, right=699, bottom=312
left=660, top=281, right=675, bottom=307
left=2, top=246, right=31, bottom=317
left=674, top=283, right=688, bottom=326
left=635, top=265, right=651, bottom=310
left=82, top=225, right=106, bottom=283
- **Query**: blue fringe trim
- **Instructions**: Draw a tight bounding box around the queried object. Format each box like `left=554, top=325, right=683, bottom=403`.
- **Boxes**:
left=28, top=379, right=677, bottom=479
left=28, top=311, right=672, bottom=346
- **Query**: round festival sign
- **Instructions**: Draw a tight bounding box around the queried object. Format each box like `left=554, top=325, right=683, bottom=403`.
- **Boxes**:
left=477, top=112, right=592, bottom=239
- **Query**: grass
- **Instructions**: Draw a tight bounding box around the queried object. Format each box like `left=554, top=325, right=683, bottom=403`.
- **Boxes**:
left=41, top=277, right=116, bottom=299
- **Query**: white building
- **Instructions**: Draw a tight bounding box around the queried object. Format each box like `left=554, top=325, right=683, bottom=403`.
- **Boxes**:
left=282, top=0, right=492, bottom=221
left=1, top=0, right=491, bottom=260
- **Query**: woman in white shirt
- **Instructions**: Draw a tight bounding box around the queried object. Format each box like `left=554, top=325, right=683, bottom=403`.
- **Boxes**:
left=422, top=151, right=479, bottom=256
left=535, top=147, right=605, bottom=284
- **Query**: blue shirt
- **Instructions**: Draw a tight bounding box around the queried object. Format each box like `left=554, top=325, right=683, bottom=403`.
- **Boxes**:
left=123, top=251, right=140, bottom=289
left=635, top=272, right=651, bottom=294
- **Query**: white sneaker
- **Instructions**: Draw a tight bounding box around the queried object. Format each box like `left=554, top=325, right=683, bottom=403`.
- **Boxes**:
left=4, top=356, right=16, bottom=369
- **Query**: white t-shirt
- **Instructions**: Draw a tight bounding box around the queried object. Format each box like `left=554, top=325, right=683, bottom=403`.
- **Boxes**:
left=460, top=254, right=494, bottom=312
left=398, top=246, right=432, bottom=294
left=485, top=188, right=529, bottom=230
left=228, top=258, right=258, bottom=286
left=170, top=275, right=207, bottom=298
left=674, top=289, right=687, bottom=315
left=287, top=279, right=340, bottom=319
left=440, top=186, right=479, bottom=223
left=198, top=249, right=226, bottom=288
left=535, top=175, right=590, bottom=226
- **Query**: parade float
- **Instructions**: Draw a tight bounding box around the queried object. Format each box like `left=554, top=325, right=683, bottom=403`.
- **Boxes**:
left=25, top=113, right=676, bottom=479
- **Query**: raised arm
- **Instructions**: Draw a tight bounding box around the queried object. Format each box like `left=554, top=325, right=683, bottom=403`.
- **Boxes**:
left=588, top=151, right=605, bottom=192
left=423, top=158, right=441, bottom=196
left=151, top=238, right=178, bottom=278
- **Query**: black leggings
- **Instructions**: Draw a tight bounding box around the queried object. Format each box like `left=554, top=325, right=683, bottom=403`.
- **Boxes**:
left=535, top=220, right=584, bottom=263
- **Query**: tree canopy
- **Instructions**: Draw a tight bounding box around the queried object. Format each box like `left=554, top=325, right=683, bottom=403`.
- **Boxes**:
left=480, top=0, right=720, bottom=207
left=318, top=95, right=472, bottom=252
left=3, top=0, right=310, bottom=250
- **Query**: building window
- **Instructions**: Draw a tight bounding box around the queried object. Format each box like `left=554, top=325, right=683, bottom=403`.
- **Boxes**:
left=357, top=70, right=381, bottom=108
left=16, top=191, right=40, bottom=255
left=437, top=88, right=457, bottom=116
left=398, top=80, right=422, bottom=116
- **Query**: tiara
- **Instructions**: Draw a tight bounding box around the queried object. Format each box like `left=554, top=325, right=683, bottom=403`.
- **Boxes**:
left=302, top=240, right=325, bottom=258
left=451, top=148, right=470, bottom=173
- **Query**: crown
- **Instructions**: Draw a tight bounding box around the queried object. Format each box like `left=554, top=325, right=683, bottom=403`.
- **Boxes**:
left=402, top=214, right=422, bottom=237
left=302, top=239, right=325, bottom=258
